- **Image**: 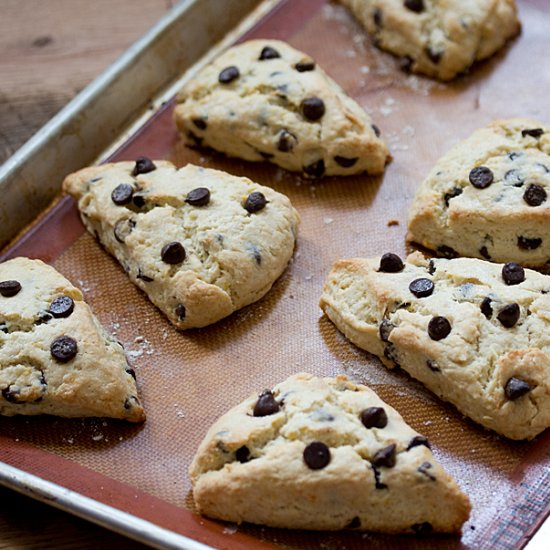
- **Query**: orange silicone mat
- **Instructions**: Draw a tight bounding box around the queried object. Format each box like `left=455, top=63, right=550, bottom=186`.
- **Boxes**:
left=1, top=1, right=549, bottom=548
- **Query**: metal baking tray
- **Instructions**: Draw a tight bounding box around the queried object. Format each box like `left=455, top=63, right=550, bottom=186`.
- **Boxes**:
left=1, top=0, right=549, bottom=548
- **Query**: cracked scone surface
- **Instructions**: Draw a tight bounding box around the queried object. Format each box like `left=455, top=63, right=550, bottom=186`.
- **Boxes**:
left=320, top=252, right=550, bottom=440
left=190, top=372, right=470, bottom=533
left=340, top=0, right=520, bottom=81
left=408, top=119, right=550, bottom=267
left=63, top=161, right=299, bottom=329
left=0, top=258, right=144, bottom=421
left=174, top=39, right=390, bottom=178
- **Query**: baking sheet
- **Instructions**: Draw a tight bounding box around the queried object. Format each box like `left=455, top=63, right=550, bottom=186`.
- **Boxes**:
left=1, top=0, right=549, bottom=548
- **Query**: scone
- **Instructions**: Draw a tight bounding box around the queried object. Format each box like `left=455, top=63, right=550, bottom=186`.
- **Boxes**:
left=0, top=258, right=144, bottom=421
left=340, top=0, right=520, bottom=81
left=63, top=160, right=300, bottom=329
left=408, top=118, right=550, bottom=267
left=320, top=252, right=550, bottom=440
left=174, top=39, right=390, bottom=178
left=190, top=372, right=470, bottom=533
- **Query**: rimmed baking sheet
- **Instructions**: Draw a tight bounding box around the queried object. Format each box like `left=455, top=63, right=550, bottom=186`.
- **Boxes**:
left=1, top=1, right=549, bottom=548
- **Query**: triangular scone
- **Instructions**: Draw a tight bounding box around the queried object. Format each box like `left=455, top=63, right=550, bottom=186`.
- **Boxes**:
left=174, top=39, right=390, bottom=178
left=190, top=372, right=470, bottom=533
left=320, top=252, right=550, bottom=440
left=0, top=258, right=144, bottom=421
left=408, top=119, right=550, bottom=267
left=340, top=0, right=520, bottom=81
left=63, top=160, right=299, bottom=329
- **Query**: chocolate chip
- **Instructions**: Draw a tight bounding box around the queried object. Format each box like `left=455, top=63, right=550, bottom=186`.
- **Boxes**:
left=404, top=0, right=424, bottom=13
left=428, top=316, right=451, bottom=340
left=37, top=311, right=52, bottom=325
left=384, top=343, right=400, bottom=367
left=444, top=187, right=462, bottom=207
left=372, top=443, right=396, bottom=468
left=185, top=187, right=210, bottom=206
left=136, top=269, right=154, bottom=282
left=426, top=46, right=442, bottom=64
left=334, top=156, right=358, bottom=168
left=481, top=297, right=493, bottom=319
left=50, top=336, right=78, bottom=363
left=371, top=465, right=387, bottom=489
left=303, top=159, right=325, bottom=178
left=277, top=129, right=297, bottom=152
left=399, top=55, right=414, bottom=72
left=418, top=462, right=436, bottom=481
left=295, top=60, right=315, bottom=72
left=379, top=253, right=404, bottom=273
left=372, top=124, right=381, bottom=137
left=218, top=66, right=239, bottom=84
left=479, top=246, right=491, bottom=260
left=0, top=280, right=21, bottom=297
left=114, top=218, right=135, bottom=243
left=161, top=242, right=186, bottom=264
left=2, top=373, right=46, bottom=404
left=373, top=8, right=383, bottom=27
left=303, top=441, right=331, bottom=470
left=126, top=367, right=136, bottom=380
left=502, top=262, right=525, bottom=285
left=504, top=169, right=524, bottom=187
left=428, top=260, right=436, bottom=275
left=518, top=236, right=542, bottom=250
left=49, top=296, right=74, bottom=318
left=508, top=151, right=521, bottom=161
left=523, top=184, right=547, bottom=206
left=497, top=303, right=520, bottom=328
left=407, top=435, right=431, bottom=450
left=244, top=191, right=268, bottom=213
left=437, top=245, right=458, bottom=259
left=175, top=304, right=186, bottom=321
left=132, top=157, right=156, bottom=176
left=347, top=517, right=361, bottom=529
left=360, top=407, right=388, bottom=429
left=253, top=390, right=280, bottom=416
left=427, top=359, right=440, bottom=372
left=521, top=128, right=544, bottom=138
left=379, top=320, right=394, bottom=342
left=300, top=97, right=325, bottom=121
left=504, top=377, right=532, bottom=400
left=259, top=46, right=280, bottom=60
left=469, top=166, right=493, bottom=189
left=192, top=118, right=207, bottom=130
left=236, top=446, right=251, bottom=463
left=124, top=396, right=140, bottom=410
left=412, top=522, right=433, bottom=536
left=111, top=183, right=134, bottom=206
left=409, top=278, right=434, bottom=298
left=132, top=194, right=146, bottom=208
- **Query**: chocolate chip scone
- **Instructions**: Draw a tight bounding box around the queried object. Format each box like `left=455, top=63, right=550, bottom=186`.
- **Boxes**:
left=174, top=39, right=390, bottom=178
left=0, top=258, right=144, bottom=421
left=320, top=252, right=550, bottom=440
left=190, top=372, right=470, bottom=533
left=63, top=160, right=299, bottom=329
left=340, top=0, right=520, bottom=81
left=408, top=119, right=550, bottom=267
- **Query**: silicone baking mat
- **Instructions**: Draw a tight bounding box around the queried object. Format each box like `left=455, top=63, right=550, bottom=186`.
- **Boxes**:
left=1, top=1, right=549, bottom=548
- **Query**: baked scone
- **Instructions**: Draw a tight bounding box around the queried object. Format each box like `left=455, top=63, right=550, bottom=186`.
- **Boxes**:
left=408, top=119, right=550, bottom=267
left=63, top=160, right=300, bottom=329
left=0, top=257, right=144, bottom=421
left=174, top=39, right=390, bottom=178
left=190, top=372, right=470, bottom=533
left=340, top=0, right=520, bottom=81
left=320, top=252, right=550, bottom=440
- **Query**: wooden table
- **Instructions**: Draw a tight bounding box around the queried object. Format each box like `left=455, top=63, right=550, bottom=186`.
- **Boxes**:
left=0, top=2, right=171, bottom=547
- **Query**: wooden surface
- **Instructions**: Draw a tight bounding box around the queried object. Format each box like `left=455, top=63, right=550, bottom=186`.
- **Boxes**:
left=0, top=1, right=171, bottom=548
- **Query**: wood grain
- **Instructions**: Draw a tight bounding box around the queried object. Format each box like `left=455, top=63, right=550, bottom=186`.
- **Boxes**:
left=0, top=0, right=173, bottom=164
left=0, top=1, right=170, bottom=548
